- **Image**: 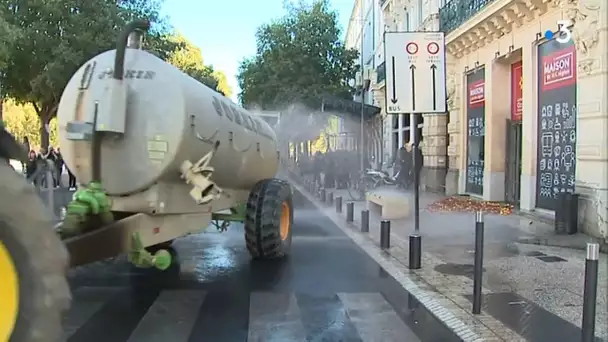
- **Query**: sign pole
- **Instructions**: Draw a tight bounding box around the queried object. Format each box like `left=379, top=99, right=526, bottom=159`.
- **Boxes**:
left=384, top=31, right=447, bottom=270
left=409, top=113, right=421, bottom=269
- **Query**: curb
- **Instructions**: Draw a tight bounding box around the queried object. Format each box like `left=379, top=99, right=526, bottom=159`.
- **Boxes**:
left=516, top=236, right=608, bottom=254
left=292, top=180, right=486, bottom=342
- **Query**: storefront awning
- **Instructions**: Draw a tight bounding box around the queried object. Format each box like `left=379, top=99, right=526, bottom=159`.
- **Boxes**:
left=319, top=95, right=381, bottom=120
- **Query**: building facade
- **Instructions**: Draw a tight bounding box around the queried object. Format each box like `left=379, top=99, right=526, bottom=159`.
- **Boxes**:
left=346, top=0, right=437, bottom=186
left=441, top=0, right=607, bottom=239
left=378, top=0, right=446, bottom=191
left=344, top=0, right=389, bottom=164
left=347, top=0, right=608, bottom=239
left=348, top=0, right=607, bottom=239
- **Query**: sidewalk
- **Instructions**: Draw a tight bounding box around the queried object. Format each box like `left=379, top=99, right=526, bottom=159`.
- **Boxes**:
left=295, top=178, right=607, bottom=341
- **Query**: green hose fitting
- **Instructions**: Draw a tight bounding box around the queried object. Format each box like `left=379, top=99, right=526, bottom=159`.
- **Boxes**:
left=60, top=181, right=114, bottom=238
left=128, top=232, right=172, bottom=270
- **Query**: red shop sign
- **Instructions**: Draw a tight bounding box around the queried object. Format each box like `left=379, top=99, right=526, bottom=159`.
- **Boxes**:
left=468, top=80, right=485, bottom=108
left=541, top=44, right=576, bottom=92
left=511, top=61, right=523, bottom=121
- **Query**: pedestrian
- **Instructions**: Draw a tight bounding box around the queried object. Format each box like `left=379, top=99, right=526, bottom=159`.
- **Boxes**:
left=45, top=146, right=60, bottom=187
left=54, top=147, right=64, bottom=187
left=412, top=140, right=423, bottom=186
left=312, top=151, right=324, bottom=188
left=25, top=150, right=39, bottom=184
left=67, top=165, right=77, bottom=190
left=21, top=136, right=30, bottom=172
left=397, top=143, right=412, bottom=188
left=37, top=148, right=49, bottom=187
left=324, top=150, right=335, bottom=189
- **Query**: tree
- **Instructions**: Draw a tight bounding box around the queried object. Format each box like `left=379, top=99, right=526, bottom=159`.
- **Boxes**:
left=0, top=0, right=175, bottom=148
left=165, top=33, right=232, bottom=96
left=213, top=70, right=232, bottom=98
left=0, top=16, right=22, bottom=120
left=3, top=99, right=58, bottom=149
left=237, top=0, right=359, bottom=109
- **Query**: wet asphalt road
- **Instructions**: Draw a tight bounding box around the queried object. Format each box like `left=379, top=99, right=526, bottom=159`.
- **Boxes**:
left=62, top=190, right=460, bottom=342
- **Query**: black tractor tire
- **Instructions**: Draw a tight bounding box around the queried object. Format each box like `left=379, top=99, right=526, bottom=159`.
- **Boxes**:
left=0, top=162, right=71, bottom=342
left=245, top=178, right=293, bottom=259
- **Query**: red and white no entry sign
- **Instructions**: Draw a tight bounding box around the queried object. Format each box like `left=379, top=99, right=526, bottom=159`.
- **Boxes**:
left=405, top=42, right=418, bottom=55
left=427, top=42, right=440, bottom=55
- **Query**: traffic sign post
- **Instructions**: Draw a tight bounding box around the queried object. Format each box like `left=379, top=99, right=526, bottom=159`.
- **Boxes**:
left=384, top=31, right=448, bottom=270
left=384, top=32, right=447, bottom=114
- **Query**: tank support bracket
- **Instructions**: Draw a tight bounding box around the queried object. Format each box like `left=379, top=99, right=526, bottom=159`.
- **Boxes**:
left=210, top=203, right=246, bottom=232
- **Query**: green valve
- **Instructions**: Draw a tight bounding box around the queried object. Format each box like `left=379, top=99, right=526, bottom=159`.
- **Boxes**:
left=128, top=232, right=172, bottom=270
left=152, top=250, right=172, bottom=270
left=60, top=181, right=113, bottom=238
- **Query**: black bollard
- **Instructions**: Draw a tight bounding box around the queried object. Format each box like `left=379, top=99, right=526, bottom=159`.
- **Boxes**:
left=581, top=243, right=599, bottom=342
left=328, top=192, right=333, bottom=205
left=408, top=235, right=421, bottom=269
left=346, top=202, right=354, bottom=222
left=361, top=210, right=369, bottom=232
left=380, top=220, right=390, bottom=249
left=335, top=196, right=342, bottom=213
left=472, top=210, right=485, bottom=315
left=320, top=188, right=326, bottom=203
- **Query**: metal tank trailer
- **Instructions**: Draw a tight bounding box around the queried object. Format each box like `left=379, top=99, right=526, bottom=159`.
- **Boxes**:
left=57, top=21, right=294, bottom=269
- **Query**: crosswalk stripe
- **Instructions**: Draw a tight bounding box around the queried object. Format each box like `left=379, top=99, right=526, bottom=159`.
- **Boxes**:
left=295, top=293, right=363, bottom=341
left=63, top=287, right=124, bottom=340
left=248, top=292, right=307, bottom=342
left=338, top=293, right=421, bottom=342
left=186, top=290, right=251, bottom=341
left=63, top=289, right=423, bottom=342
left=127, top=290, right=207, bottom=342
left=67, top=288, right=160, bottom=342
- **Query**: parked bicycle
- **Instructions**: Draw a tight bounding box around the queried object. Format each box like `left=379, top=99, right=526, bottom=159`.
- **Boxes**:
left=347, top=163, right=403, bottom=201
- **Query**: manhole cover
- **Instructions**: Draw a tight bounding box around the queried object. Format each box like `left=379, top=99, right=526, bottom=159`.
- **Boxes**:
left=525, top=251, right=546, bottom=257
left=536, top=255, right=567, bottom=263
left=434, top=263, right=485, bottom=276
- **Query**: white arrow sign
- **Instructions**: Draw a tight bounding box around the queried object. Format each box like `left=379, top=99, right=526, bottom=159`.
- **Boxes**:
left=384, top=32, right=447, bottom=114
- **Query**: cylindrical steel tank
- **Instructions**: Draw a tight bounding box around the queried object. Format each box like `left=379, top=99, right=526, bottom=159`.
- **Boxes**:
left=57, top=49, right=279, bottom=196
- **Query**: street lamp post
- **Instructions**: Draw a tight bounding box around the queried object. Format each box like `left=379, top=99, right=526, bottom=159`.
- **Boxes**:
left=360, top=85, right=365, bottom=173
left=358, top=1, right=370, bottom=175
left=360, top=80, right=370, bottom=174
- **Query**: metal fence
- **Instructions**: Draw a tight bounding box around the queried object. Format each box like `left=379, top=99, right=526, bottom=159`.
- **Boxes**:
left=24, top=160, right=74, bottom=221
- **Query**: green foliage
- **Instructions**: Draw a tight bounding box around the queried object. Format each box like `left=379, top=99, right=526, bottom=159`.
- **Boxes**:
left=0, top=0, right=175, bottom=148
left=165, top=33, right=232, bottom=97
left=237, top=0, right=359, bottom=109
left=118, top=0, right=180, bottom=60
left=3, top=99, right=58, bottom=149
left=0, top=16, right=21, bottom=70
left=213, top=70, right=232, bottom=98
left=0, top=0, right=233, bottom=148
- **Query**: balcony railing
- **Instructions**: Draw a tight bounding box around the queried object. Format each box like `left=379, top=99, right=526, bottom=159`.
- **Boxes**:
left=376, top=62, right=385, bottom=84
left=439, top=0, right=497, bottom=34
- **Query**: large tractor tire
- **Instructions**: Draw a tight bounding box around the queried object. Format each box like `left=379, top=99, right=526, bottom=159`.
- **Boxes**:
left=0, top=162, right=71, bottom=342
left=245, top=178, right=293, bottom=259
